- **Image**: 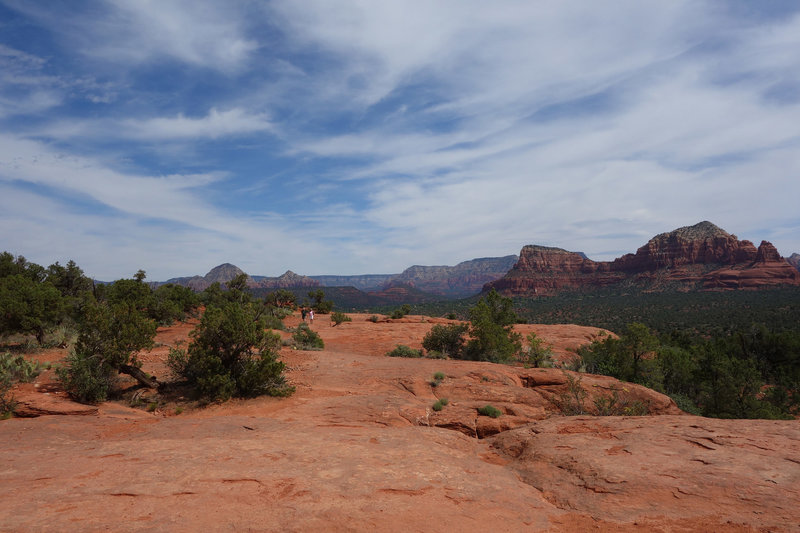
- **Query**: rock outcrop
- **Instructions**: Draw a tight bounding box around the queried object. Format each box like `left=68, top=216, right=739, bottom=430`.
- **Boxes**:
left=488, top=222, right=800, bottom=296
left=163, top=262, right=255, bottom=291
left=255, top=270, right=320, bottom=288
left=4, top=315, right=798, bottom=532
left=788, top=252, right=800, bottom=272
left=389, top=255, right=518, bottom=298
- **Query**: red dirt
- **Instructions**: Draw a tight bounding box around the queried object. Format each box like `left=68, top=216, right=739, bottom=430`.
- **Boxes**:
left=2, top=314, right=798, bottom=532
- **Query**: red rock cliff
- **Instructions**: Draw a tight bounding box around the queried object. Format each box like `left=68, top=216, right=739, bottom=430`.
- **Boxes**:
left=488, top=222, right=800, bottom=296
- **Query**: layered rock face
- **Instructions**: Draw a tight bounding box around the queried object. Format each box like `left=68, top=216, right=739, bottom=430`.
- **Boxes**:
left=488, top=221, right=800, bottom=296
left=390, top=255, right=519, bottom=297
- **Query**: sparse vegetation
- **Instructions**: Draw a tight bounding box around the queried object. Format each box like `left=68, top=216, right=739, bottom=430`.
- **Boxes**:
left=432, top=400, right=445, bottom=411
left=550, top=372, right=588, bottom=416
left=390, top=304, right=412, bottom=319
left=292, top=323, right=324, bottom=350
left=368, top=315, right=380, bottom=323
left=519, top=332, right=554, bottom=368
left=386, top=344, right=423, bottom=358
left=463, top=289, right=521, bottom=363
left=308, top=289, right=334, bottom=314
left=58, top=294, right=157, bottom=403
left=1, top=352, right=44, bottom=418
left=477, top=404, right=502, bottom=418
left=169, top=275, right=293, bottom=401
left=422, top=323, right=467, bottom=358
left=330, top=311, right=352, bottom=327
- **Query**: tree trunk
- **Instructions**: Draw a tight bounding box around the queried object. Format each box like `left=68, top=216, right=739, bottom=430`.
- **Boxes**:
left=119, top=364, right=158, bottom=388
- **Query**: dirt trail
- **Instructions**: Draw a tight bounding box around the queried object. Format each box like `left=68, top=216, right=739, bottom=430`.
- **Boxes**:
left=2, top=314, right=798, bottom=532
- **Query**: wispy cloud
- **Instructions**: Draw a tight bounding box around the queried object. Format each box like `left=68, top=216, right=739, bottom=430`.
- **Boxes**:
left=1, top=1, right=799, bottom=278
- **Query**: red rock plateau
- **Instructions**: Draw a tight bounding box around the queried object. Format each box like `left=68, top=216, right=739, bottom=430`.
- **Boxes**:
left=488, top=221, right=800, bottom=296
left=3, top=315, right=799, bottom=532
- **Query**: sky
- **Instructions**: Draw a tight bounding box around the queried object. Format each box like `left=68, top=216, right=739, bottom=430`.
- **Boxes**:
left=1, top=1, right=800, bottom=280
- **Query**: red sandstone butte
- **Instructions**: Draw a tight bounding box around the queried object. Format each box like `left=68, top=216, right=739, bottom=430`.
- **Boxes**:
left=488, top=221, right=800, bottom=296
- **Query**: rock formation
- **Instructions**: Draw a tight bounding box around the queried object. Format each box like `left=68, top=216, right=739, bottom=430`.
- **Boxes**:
left=4, top=315, right=798, bottom=532
left=788, top=252, right=800, bottom=272
left=488, top=221, right=800, bottom=296
left=255, top=270, right=320, bottom=288
left=163, top=263, right=256, bottom=291
left=389, top=255, right=519, bottom=298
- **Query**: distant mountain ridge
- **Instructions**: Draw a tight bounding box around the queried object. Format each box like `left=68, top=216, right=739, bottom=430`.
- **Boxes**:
left=788, top=253, right=800, bottom=272
left=487, top=221, right=800, bottom=296
left=158, top=255, right=517, bottom=299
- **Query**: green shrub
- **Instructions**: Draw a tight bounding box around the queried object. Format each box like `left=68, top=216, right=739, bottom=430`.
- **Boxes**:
left=422, top=323, right=467, bottom=358
left=390, top=304, right=412, bottom=319
left=463, top=289, right=521, bottom=363
left=593, top=389, right=652, bottom=416
left=386, top=344, right=423, bottom=358
left=171, top=302, right=293, bottom=401
left=262, top=315, right=285, bottom=331
left=58, top=299, right=156, bottom=402
left=550, top=372, right=588, bottom=415
left=1, top=376, right=16, bottom=419
left=330, top=311, right=352, bottom=327
left=292, top=323, right=324, bottom=350
left=439, top=398, right=449, bottom=406
left=57, top=349, right=118, bottom=403
left=368, top=315, right=380, bottom=323
left=432, top=400, right=444, bottom=412
left=433, top=371, right=445, bottom=381
left=477, top=404, right=502, bottom=418
left=519, top=332, right=554, bottom=368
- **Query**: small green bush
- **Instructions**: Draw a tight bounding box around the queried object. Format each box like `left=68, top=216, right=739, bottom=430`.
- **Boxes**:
left=433, top=371, right=445, bottom=381
left=57, top=350, right=117, bottom=403
left=477, top=404, right=502, bottom=418
left=385, top=344, right=423, bottom=358
left=432, top=400, right=445, bottom=412
left=330, top=311, right=352, bottom=327
left=550, top=372, right=588, bottom=415
left=390, top=304, right=412, bottom=319
left=292, top=323, right=324, bottom=350
left=368, top=315, right=380, bottom=323
left=519, top=332, right=554, bottom=368
left=439, top=398, right=449, bottom=406
left=422, top=323, right=467, bottom=358
left=1, top=376, right=16, bottom=419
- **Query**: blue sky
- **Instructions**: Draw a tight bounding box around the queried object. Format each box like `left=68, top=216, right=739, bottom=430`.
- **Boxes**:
left=1, top=1, right=800, bottom=280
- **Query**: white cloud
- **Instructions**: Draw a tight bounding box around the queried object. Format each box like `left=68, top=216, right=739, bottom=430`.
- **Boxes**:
left=3, top=0, right=258, bottom=72
left=45, top=108, right=274, bottom=141
left=3, top=1, right=800, bottom=278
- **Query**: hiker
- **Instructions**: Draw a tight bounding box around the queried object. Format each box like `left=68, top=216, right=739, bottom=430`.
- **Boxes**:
left=301, top=308, right=307, bottom=321
left=309, top=309, right=314, bottom=323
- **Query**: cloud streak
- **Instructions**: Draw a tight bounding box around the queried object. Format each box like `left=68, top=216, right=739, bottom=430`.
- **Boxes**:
left=0, top=1, right=799, bottom=279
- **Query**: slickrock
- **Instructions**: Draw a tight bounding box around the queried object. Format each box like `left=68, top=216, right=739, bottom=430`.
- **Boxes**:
left=2, top=314, right=798, bottom=532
